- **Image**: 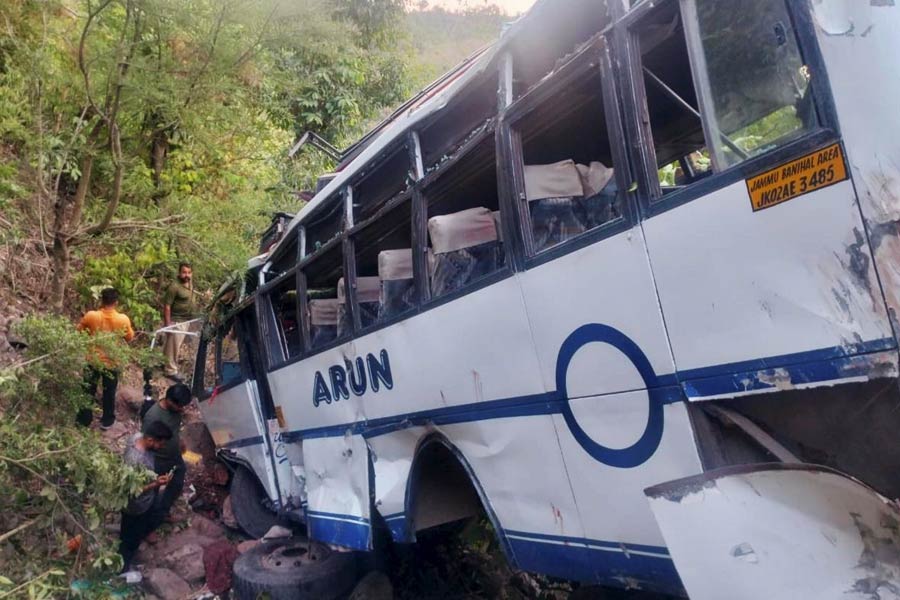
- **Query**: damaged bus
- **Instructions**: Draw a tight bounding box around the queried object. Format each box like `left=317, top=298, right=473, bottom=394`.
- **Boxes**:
left=193, top=0, right=900, bottom=597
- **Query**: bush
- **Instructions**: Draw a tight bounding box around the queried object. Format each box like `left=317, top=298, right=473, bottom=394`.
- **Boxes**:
left=0, top=316, right=156, bottom=598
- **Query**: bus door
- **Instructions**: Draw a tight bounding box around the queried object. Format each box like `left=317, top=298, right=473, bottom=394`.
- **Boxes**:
left=197, top=305, right=288, bottom=507
left=503, top=36, right=703, bottom=584
left=628, top=0, right=894, bottom=400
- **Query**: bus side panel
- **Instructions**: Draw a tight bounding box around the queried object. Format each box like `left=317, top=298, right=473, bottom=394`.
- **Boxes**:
left=199, top=380, right=281, bottom=503
left=518, top=226, right=677, bottom=398
left=549, top=402, right=699, bottom=593
left=813, top=0, right=900, bottom=342
left=643, top=179, right=893, bottom=396
left=267, top=278, right=587, bottom=553
left=267, top=277, right=547, bottom=431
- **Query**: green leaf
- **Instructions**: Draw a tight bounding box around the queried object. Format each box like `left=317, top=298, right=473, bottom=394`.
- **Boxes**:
left=0, top=575, right=13, bottom=585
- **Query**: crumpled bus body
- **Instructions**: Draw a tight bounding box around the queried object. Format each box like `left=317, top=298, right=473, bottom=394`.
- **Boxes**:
left=196, top=0, right=900, bottom=596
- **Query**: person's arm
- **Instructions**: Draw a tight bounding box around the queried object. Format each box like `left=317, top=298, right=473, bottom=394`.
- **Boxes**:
left=162, top=284, right=175, bottom=327
left=76, top=314, right=89, bottom=333
left=140, top=473, right=172, bottom=493
left=123, top=317, right=135, bottom=343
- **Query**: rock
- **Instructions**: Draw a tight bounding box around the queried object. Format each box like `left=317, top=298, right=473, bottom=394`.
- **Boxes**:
left=117, top=385, right=144, bottom=414
left=100, top=421, right=130, bottom=440
left=162, top=542, right=206, bottom=584
left=182, top=421, right=216, bottom=459
left=221, top=496, right=238, bottom=530
left=349, top=571, right=394, bottom=600
left=262, top=525, right=292, bottom=540
left=190, top=514, right=226, bottom=540
left=236, top=539, right=260, bottom=554
left=203, top=540, right=240, bottom=594
left=143, top=568, right=192, bottom=600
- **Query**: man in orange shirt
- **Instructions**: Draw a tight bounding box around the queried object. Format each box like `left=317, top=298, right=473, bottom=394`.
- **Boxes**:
left=77, top=288, right=135, bottom=429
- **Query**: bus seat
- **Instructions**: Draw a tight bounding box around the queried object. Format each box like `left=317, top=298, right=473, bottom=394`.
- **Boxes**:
left=525, top=161, right=588, bottom=251
left=428, top=207, right=502, bottom=297
left=378, top=249, right=416, bottom=320
left=309, top=298, right=340, bottom=349
left=576, top=162, right=621, bottom=229
left=337, top=276, right=381, bottom=335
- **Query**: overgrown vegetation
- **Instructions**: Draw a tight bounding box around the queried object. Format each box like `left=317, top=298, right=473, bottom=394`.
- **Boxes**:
left=0, top=1, right=511, bottom=596
left=0, top=316, right=158, bottom=598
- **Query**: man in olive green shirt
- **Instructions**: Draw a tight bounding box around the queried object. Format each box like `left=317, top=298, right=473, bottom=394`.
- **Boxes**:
left=142, top=383, right=192, bottom=519
left=162, top=262, right=198, bottom=379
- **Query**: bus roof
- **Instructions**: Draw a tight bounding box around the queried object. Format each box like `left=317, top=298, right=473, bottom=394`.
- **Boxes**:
left=265, top=0, right=608, bottom=268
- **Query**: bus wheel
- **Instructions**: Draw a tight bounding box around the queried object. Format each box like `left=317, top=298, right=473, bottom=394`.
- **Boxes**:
left=232, top=538, right=358, bottom=600
left=230, top=465, right=283, bottom=539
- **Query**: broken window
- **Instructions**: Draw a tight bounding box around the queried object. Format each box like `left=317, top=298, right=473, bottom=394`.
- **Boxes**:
left=635, top=0, right=712, bottom=194
left=351, top=146, right=413, bottom=224
left=690, top=0, right=818, bottom=168
left=423, top=133, right=504, bottom=298
left=215, top=324, right=243, bottom=387
left=302, top=243, right=345, bottom=352
left=304, top=193, right=345, bottom=255
left=508, top=0, right=613, bottom=101
left=268, top=275, right=302, bottom=363
left=352, top=197, right=416, bottom=327
left=634, top=0, right=819, bottom=197
left=511, top=57, right=624, bottom=253
left=419, top=74, right=497, bottom=174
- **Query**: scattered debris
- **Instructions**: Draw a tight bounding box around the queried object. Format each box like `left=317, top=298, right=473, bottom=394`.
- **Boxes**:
left=143, top=568, right=192, bottom=600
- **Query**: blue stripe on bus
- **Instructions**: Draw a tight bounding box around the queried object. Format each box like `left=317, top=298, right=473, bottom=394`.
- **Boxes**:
left=306, top=510, right=371, bottom=550
left=279, top=336, right=897, bottom=443
left=221, top=436, right=265, bottom=450
left=682, top=348, right=897, bottom=398
left=676, top=336, right=895, bottom=382
left=282, top=387, right=684, bottom=442
left=305, top=511, right=683, bottom=593
left=503, top=530, right=683, bottom=594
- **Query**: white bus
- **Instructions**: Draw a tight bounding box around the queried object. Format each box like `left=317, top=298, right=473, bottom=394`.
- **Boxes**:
left=193, top=0, right=900, bottom=597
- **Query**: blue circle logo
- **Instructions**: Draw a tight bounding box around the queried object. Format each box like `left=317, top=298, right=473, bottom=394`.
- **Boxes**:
left=555, top=324, right=666, bottom=468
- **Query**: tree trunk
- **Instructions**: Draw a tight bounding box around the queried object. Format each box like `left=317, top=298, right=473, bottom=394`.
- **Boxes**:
left=49, top=151, right=94, bottom=311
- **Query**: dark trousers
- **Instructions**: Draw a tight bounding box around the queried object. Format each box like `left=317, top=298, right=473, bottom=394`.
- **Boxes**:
left=80, top=367, right=118, bottom=427
left=154, top=458, right=186, bottom=517
left=119, top=505, right=164, bottom=571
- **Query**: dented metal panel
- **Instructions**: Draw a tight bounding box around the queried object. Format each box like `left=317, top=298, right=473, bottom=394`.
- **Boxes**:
left=643, top=177, right=894, bottom=400
left=812, top=0, right=900, bottom=342
left=646, top=464, right=900, bottom=599
left=199, top=381, right=281, bottom=504
left=302, top=434, right=372, bottom=549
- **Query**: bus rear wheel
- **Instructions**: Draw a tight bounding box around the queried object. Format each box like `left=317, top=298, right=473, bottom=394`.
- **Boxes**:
left=230, top=465, right=283, bottom=539
left=232, top=537, right=358, bottom=600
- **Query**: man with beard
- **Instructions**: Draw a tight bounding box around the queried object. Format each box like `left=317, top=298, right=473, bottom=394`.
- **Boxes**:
left=161, top=262, right=198, bottom=381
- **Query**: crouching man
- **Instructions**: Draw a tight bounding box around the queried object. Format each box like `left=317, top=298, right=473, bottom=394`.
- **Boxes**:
left=120, top=421, right=174, bottom=572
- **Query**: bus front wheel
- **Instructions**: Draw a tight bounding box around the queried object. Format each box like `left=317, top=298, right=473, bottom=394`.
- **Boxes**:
left=230, top=465, right=283, bottom=539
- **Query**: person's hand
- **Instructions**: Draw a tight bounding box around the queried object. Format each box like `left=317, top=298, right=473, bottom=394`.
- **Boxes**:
left=156, top=473, right=173, bottom=486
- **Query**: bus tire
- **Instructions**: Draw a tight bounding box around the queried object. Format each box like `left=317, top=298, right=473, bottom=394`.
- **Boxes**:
left=232, top=538, right=358, bottom=600
left=230, top=465, right=282, bottom=539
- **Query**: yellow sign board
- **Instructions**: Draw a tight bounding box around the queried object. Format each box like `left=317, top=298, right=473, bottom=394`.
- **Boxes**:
left=746, top=143, right=848, bottom=211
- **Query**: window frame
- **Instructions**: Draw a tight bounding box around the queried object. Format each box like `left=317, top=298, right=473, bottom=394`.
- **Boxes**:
left=259, top=267, right=305, bottom=370
left=501, top=34, right=637, bottom=268
left=616, top=0, right=841, bottom=218
left=346, top=189, right=420, bottom=337
left=417, top=121, right=515, bottom=306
